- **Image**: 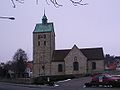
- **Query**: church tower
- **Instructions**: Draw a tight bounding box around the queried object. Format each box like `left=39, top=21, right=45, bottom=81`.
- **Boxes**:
left=33, top=13, right=55, bottom=77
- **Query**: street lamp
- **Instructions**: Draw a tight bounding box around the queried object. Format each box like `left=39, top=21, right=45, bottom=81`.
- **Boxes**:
left=0, top=16, right=15, bottom=20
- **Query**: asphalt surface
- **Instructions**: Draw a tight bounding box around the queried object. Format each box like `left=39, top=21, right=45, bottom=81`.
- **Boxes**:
left=0, top=77, right=120, bottom=90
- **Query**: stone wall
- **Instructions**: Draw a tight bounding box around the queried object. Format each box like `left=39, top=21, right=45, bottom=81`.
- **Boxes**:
left=88, top=60, right=104, bottom=74
left=51, top=62, right=65, bottom=75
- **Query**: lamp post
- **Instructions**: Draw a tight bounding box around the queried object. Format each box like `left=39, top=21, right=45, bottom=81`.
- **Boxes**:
left=0, top=16, right=15, bottom=20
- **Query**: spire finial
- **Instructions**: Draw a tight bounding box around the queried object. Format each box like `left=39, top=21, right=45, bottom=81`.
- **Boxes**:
left=42, top=8, right=48, bottom=24
left=44, top=8, right=45, bottom=16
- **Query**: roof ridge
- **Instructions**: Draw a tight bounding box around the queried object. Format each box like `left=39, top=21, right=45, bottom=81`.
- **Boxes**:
left=80, top=47, right=103, bottom=50
left=54, top=49, right=71, bottom=51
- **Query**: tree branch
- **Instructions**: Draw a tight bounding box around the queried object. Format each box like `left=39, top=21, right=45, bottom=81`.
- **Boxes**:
left=16, top=0, right=24, bottom=4
left=11, top=0, right=16, bottom=8
left=45, top=0, right=50, bottom=5
left=70, top=0, right=88, bottom=6
left=36, top=0, right=38, bottom=4
left=11, top=0, right=24, bottom=8
left=11, top=0, right=87, bottom=8
left=43, top=0, right=62, bottom=8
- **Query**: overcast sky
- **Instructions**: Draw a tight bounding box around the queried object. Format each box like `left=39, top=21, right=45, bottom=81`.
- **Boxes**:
left=0, top=0, right=120, bottom=63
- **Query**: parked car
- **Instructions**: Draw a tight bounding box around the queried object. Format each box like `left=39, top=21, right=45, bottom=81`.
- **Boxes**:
left=92, top=73, right=120, bottom=83
left=85, top=73, right=120, bottom=87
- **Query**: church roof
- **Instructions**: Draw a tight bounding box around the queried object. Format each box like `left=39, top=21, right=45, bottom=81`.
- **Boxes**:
left=33, top=23, right=54, bottom=33
left=52, top=49, right=70, bottom=62
left=34, top=13, right=54, bottom=33
left=52, top=47, right=104, bottom=62
left=80, top=48, right=104, bottom=60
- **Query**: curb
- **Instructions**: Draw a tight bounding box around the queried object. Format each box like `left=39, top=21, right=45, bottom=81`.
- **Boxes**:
left=0, top=82, right=52, bottom=88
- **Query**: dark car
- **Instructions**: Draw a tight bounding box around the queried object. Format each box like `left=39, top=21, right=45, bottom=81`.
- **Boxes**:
left=84, top=73, right=120, bottom=87
left=92, top=74, right=120, bottom=83
left=90, top=73, right=120, bottom=87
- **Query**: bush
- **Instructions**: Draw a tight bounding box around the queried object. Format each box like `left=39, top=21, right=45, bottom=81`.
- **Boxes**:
left=32, top=75, right=75, bottom=85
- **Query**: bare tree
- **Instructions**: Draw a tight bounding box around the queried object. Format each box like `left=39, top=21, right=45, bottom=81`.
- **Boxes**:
left=12, top=48, right=28, bottom=78
left=10, top=0, right=88, bottom=8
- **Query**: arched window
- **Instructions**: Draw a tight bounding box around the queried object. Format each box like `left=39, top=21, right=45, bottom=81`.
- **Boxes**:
left=58, top=64, right=63, bottom=72
left=92, top=62, right=96, bottom=70
left=74, top=56, right=77, bottom=61
left=73, top=62, right=79, bottom=71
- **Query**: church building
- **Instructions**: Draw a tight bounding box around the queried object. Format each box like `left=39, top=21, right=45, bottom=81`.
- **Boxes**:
left=33, top=13, right=105, bottom=78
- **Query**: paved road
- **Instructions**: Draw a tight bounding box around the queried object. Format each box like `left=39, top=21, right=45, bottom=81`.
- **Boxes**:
left=0, top=77, right=120, bottom=90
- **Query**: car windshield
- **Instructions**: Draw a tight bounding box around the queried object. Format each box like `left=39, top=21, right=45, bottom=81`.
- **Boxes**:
left=105, top=74, right=112, bottom=78
left=95, top=74, right=112, bottom=78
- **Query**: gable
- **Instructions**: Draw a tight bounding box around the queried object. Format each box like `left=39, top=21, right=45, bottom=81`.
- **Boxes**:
left=64, top=45, right=87, bottom=61
left=64, top=45, right=87, bottom=75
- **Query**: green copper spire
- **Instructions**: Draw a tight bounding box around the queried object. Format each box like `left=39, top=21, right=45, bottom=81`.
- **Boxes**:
left=34, top=9, right=54, bottom=33
left=42, top=9, right=48, bottom=24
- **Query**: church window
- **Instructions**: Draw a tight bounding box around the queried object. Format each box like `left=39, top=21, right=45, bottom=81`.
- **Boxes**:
left=42, top=65, right=45, bottom=70
left=74, top=56, right=77, bottom=61
left=44, top=41, right=46, bottom=46
left=38, top=41, right=40, bottom=46
left=58, top=64, right=63, bottom=72
left=38, top=35, right=43, bottom=39
left=73, top=62, right=79, bottom=71
left=38, top=35, right=40, bottom=39
left=92, top=62, right=96, bottom=70
left=44, top=34, right=46, bottom=39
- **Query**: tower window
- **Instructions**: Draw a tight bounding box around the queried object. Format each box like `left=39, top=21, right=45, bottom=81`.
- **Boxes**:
left=44, top=41, right=46, bottom=46
left=58, top=64, right=63, bottom=72
left=38, top=41, right=40, bottom=46
left=73, top=62, right=79, bottom=71
left=44, top=34, right=46, bottom=39
left=38, top=35, right=40, bottom=39
left=92, top=62, right=96, bottom=70
left=42, top=65, right=45, bottom=70
left=38, top=35, right=43, bottom=39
